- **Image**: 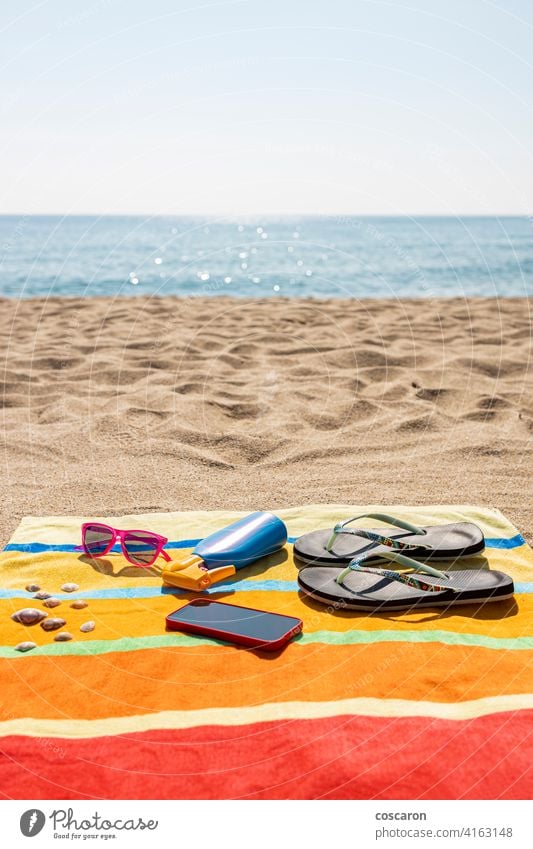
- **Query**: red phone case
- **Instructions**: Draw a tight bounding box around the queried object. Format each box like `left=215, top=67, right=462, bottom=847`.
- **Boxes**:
left=166, top=599, right=303, bottom=651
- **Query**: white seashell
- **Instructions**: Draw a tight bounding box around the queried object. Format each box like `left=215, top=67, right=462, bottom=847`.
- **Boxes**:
left=80, top=621, right=95, bottom=633
left=15, top=641, right=37, bottom=652
left=54, top=632, right=73, bottom=642
left=40, top=617, right=67, bottom=632
left=11, top=608, right=48, bottom=625
left=43, top=598, right=61, bottom=608
left=34, top=591, right=52, bottom=600
left=61, top=583, right=79, bottom=593
left=25, top=584, right=40, bottom=593
left=70, top=600, right=88, bottom=609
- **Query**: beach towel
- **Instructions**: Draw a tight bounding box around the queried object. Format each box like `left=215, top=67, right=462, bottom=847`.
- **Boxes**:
left=0, top=504, right=532, bottom=800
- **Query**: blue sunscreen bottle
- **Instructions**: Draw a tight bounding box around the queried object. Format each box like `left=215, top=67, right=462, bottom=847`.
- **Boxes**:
left=162, top=511, right=288, bottom=591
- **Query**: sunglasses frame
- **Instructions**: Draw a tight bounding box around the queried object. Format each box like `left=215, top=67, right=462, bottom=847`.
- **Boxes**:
left=81, top=521, right=172, bottom=568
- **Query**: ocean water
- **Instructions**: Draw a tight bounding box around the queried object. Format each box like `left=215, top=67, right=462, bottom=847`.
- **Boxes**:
left=0, top=215, right=532, bottom=299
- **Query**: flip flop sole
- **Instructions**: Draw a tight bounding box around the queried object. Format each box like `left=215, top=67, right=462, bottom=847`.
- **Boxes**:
left=297, top=567, right=514, bottom=612
left=299, top=587, right=516, bottom=611
left=293, top=522, right=485, bottom=567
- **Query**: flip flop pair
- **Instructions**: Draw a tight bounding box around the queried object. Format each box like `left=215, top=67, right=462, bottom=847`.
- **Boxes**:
left=294, top=513, right=514, bottom=611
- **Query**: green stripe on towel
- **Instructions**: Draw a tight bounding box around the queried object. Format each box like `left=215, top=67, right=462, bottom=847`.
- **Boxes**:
left=3, top=628, right=533, bottom=658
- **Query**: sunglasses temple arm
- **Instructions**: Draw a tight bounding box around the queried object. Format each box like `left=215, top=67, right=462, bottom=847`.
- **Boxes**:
left=161, top=549, right=172, bottom=563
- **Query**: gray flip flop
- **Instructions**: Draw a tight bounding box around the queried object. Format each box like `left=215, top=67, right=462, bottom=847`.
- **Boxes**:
left=297, top=549, right=514, bottom=612
left=293, top=512, right=485, bottom=568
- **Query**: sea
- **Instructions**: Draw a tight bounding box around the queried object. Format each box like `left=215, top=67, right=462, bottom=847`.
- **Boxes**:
left=1, top=215, right=532, bottom=299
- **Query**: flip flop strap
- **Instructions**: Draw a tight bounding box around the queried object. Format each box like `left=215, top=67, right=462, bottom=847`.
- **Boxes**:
left=335, top=550, right=458, bottom=593
left=326, top=512, right=429, bottom=553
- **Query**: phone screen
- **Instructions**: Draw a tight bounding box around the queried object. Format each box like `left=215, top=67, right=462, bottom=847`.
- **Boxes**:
left=167, top=600, right=301, bottom=643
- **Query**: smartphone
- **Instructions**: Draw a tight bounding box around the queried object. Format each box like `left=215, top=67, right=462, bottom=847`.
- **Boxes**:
left=166, top=598, right=303, bottom=651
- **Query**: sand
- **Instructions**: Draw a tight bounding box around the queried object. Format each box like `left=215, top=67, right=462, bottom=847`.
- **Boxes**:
left=0, top=295, right=531, bottom=546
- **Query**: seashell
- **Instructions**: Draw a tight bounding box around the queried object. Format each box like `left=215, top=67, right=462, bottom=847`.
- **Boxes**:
left=11, top=608, right=48, bottom=625
left=40, top=617, right=67, bottom=632
left=54, top=632, right=73, bottom=642
left=15, top=641, right=37, bottom=652
left=25, top=584, right=40, bottom=593
left=61, top=583, right=79, bottom=593
left=34, top=591, right=52, bottom=600
left=70, top=600, right=88, bottom=610
left=80, top=620, right=95, bottom=633
left=43, top=598, right=61, bottom=608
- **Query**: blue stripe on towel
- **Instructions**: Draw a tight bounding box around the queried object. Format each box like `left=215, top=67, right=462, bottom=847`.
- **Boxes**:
left=3, top=539, right=203, bottom=553
left=0, top=579, right=300, bottom=600
left=0, top=579, right=532, bottom=601
left=289, top=534, right=525, bottom=548
left=2, top=532, right=527, bottom=554
left=484, top=534, right=525, bottom=549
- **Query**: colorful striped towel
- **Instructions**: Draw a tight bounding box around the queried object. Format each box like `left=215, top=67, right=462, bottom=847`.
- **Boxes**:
left=0, top=504, right=532, bottom=799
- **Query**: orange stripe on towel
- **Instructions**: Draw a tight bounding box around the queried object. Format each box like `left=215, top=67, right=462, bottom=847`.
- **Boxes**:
left=1, top=592, right=530, bottom=647
left=1, top=641, right=532, bottom=721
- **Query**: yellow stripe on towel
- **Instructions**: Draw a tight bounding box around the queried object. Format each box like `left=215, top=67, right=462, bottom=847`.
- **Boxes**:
left=1, top=693, right=532, bottom=740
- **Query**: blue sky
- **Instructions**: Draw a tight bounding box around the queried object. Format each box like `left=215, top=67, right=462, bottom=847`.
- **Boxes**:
left=1, top=0, right=532, bottom=214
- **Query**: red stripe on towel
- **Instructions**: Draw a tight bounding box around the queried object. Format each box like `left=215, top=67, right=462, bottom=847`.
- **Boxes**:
left=0, top=710, right=532, bottom=800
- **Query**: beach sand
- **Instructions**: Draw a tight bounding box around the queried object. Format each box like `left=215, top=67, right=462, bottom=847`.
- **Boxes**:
left=0, top=295, right=531, bottom=546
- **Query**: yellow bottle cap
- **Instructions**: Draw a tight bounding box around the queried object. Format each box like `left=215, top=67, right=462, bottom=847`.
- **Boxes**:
left=162, top=555, right=236, bottom=591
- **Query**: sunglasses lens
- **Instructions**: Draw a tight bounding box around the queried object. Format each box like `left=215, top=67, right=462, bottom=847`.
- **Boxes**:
left=84, top=524, right=113, bottom=556
left=123, top=532, right=159, bottom=566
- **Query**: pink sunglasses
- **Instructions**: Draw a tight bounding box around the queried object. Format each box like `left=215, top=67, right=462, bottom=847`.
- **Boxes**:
left=80, top=522, right=172, bottom=568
